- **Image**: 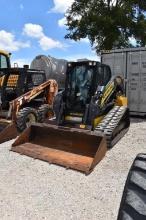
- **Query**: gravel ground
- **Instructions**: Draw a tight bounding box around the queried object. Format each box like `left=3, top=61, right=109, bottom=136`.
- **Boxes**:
left=0, top=118, right=146, bottom=220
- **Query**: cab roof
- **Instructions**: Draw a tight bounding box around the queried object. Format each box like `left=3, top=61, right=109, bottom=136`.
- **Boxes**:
left=0, top=50, right=10, bottom=57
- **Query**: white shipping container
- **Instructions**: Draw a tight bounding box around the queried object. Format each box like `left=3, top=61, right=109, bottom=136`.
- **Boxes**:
left=101, top=47, right=146, bottom=116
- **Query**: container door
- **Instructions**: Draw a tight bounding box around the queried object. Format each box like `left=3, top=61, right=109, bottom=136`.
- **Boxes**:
left=127, top=52, right=141, bottom=112
left=139, top=51, right=146, bottom=113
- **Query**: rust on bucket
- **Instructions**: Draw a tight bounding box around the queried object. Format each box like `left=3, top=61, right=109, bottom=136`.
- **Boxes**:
left=11, top=123, right=107, bottom=174
left=0, top=120, right=18, bottom=144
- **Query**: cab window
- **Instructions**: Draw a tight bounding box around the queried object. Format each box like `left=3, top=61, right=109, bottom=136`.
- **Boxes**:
left=97, top=65, right=111, bottom=86
left=0, top=55, right=8, bottom=68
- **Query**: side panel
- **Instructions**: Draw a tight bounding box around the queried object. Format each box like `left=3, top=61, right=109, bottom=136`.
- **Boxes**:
left=127, top=52, right=141, bottom=112
left=127, top=51, right=146, bottom=114
left=139, top=51, right=146, bottom=113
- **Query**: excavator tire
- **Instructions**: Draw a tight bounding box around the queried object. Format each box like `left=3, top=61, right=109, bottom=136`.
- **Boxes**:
left=117, top=154, right=146, bottom=220
left=16, top=107, right=38, bottom=132
left=37, top=104, right=54, bottom=122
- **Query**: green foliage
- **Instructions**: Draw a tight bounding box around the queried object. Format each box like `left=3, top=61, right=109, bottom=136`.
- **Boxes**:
left=65, top=0, right=146, bottom=52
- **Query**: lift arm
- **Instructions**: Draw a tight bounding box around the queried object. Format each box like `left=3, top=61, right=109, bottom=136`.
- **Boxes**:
left=9, top=79, right=58, bottom=121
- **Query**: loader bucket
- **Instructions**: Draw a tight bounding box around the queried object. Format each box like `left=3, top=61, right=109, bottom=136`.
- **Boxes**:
left=0, top=120, right=18, bottom=144
left=11, top=123, right=107, bottom=174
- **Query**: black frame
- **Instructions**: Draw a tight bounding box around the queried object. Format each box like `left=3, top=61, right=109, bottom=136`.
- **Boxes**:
left=0, top=68, right=46, bottom=109
left=63, top=61, right=112, bottom=113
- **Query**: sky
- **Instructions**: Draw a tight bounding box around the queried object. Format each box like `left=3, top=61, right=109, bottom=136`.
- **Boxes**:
left=0, top=0, right=99, bottom=66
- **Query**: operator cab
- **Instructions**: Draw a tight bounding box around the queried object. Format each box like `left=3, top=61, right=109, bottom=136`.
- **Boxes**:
left=64, top=61, right=111, bottom=114
left=0, top=51, right=11, bottom=78
left=0, top=52, right=10, bottom=69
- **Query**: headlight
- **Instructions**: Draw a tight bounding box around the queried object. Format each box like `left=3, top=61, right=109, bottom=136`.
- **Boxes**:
left=68, top=63, right=72, bottom=67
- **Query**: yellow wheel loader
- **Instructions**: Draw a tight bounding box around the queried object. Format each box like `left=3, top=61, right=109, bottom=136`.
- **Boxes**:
left=0, top=50, right=11, bottom=86
left=0, top=50, right=58, bottom=143
left=0, top=50, right=11, bottom=69
left=11, top=60, right=130, bottom=174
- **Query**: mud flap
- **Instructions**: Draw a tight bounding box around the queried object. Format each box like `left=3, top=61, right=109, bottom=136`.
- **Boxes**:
left=11, top=123, right=107, bottom=174
left=0, top=121, right=18, bottom=144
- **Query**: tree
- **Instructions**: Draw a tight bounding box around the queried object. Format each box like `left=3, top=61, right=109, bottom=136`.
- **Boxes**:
left=65, top=0, right=146, bottom=52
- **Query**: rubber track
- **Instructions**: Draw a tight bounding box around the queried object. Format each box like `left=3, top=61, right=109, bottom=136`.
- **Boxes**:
left=95, top=106, right=128, bottom=148
left=117, top=154, right=146, bottom=220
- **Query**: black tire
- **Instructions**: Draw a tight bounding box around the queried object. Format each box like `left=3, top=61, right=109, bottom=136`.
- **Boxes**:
left=37, top=104, right=54, bottom=122
left=117, top=154, right=146, bottom=220
left=16, top=107, right=38, bottom=132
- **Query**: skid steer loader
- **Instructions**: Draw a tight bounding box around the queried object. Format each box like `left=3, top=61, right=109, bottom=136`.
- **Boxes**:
left=11, top=60, right=130, bottom=174
left=0, top=62, right=58, bottom=143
